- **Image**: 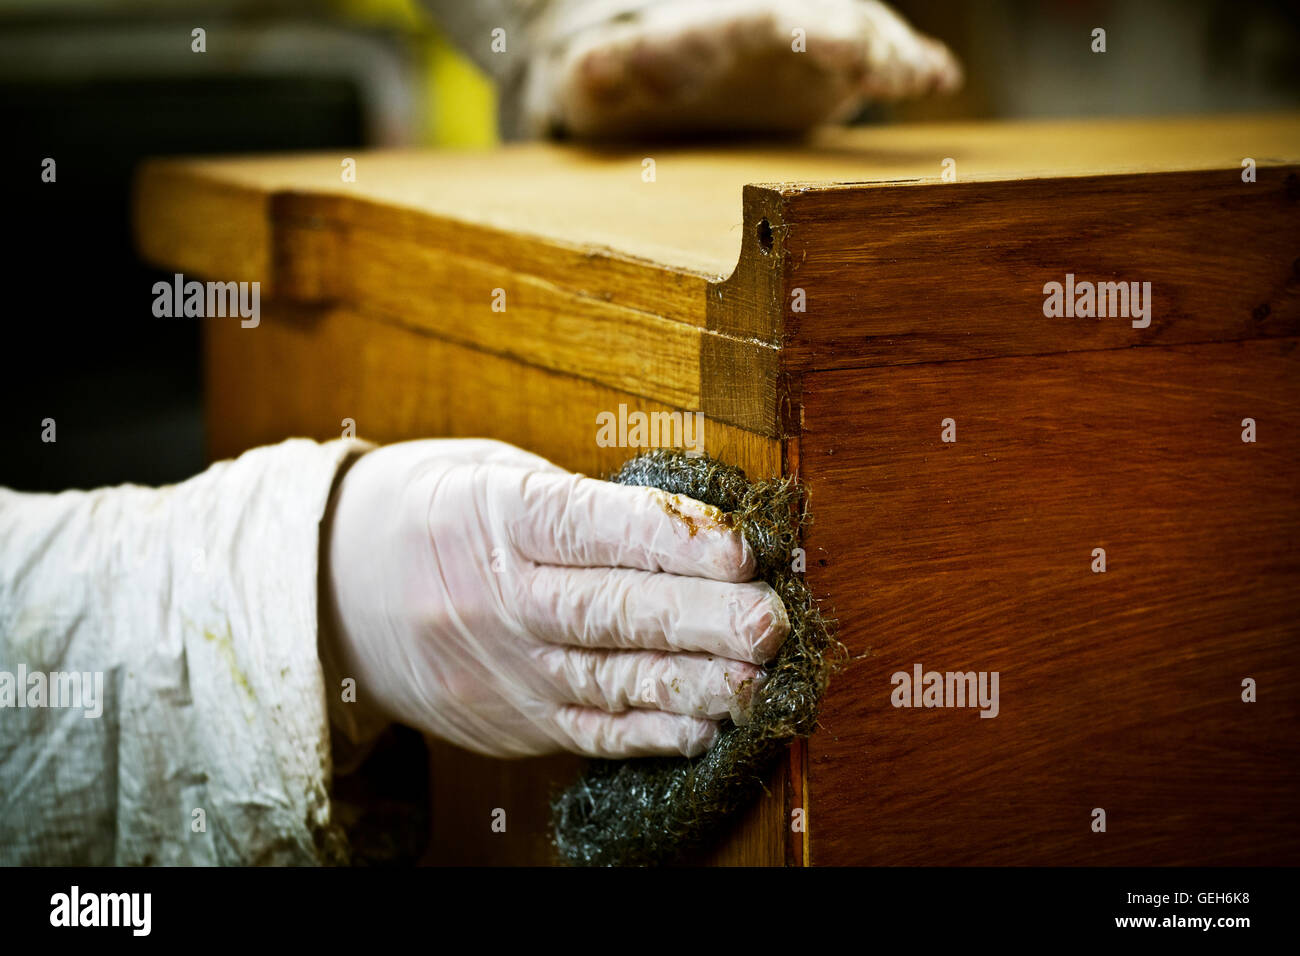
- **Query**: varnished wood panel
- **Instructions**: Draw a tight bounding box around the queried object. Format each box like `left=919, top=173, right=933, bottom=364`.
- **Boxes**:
left=202, top=301, right=779, bottom=476
left=770, top=167, right=1300, bottom=372
left=318, top=231, right=703, bottom=409
left=801, top=340, right=1300, bottom=865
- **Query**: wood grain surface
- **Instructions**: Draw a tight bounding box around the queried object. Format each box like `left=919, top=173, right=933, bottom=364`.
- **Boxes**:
left=801, top=340, right=1300, bottom=865
left=771, top=168, right=1300, bottom=372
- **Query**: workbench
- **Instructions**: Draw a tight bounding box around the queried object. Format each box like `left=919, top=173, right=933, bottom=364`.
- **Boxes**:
left=134, top=114, right=1300, bottom=865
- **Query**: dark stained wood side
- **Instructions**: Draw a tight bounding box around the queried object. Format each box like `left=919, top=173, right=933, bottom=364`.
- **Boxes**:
left=775, top=168, right=1300, bottom=372
left=800, top=339, right=1300, bottom=865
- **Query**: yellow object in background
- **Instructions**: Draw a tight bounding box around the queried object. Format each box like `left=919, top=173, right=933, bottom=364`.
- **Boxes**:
left=334, top=0, right=498, bottom=148
left=425, top=27, right=498, bottom=148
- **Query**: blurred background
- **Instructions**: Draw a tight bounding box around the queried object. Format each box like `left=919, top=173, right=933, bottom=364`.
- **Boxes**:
left=2, top=0, right=1297, bottom=491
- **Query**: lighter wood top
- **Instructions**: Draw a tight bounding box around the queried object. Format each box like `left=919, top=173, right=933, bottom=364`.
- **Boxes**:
left=137, top=113, right=1300, bottom=281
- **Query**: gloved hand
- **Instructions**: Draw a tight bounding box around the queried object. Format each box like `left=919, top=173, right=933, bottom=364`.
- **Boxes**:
left=319, top=439, right=789, bottom=759
left=415, top=0, right=962, bottom=140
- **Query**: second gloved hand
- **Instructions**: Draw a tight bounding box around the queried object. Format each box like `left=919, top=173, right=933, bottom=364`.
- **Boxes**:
left=320, top=439, right=789, bottom=759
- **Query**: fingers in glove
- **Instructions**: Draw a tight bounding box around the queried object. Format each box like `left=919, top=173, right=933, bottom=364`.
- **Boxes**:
left=522, top=564, right=788, bottom=665
left=538, top=646, right=765, bottom=723
left=552, top=705, right=718, bottom=758
left=512, top=470, right=754, bottom=581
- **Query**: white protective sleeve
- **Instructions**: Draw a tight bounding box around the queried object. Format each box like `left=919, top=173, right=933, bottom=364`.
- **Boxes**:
left=0, top=438, right=370, bottom=865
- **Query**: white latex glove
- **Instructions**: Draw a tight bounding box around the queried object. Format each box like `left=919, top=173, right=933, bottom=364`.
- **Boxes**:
left=417, top=0, right=962, bottom=140
left=319, top=439, right=790, bottom=759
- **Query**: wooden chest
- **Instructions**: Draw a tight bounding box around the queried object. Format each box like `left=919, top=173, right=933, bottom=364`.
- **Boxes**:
left=134, top=114, right=1300, bottom=865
